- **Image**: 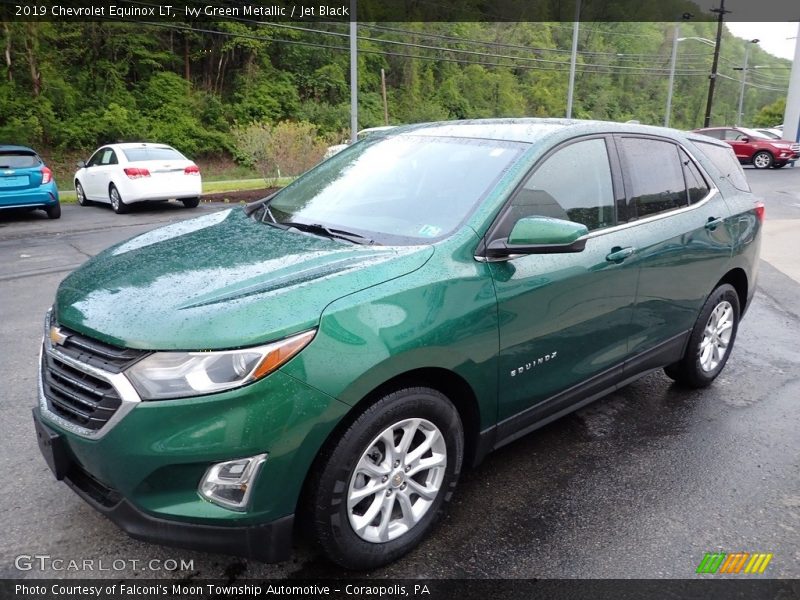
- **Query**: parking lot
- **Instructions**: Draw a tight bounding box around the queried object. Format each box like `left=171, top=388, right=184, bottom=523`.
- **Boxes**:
left=1, top=169, right=799, bottom=579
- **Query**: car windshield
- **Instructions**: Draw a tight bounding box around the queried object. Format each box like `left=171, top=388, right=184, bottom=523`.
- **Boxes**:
left=0, top=151, right=40, bottom=168
left=260, top=134, right=526, bottom=245
left=121, top=147, right=186, bottom=162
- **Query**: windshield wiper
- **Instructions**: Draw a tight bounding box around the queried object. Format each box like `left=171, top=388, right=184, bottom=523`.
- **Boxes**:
left=244, top=191, right=279, bottom=216
left=282, top=221, right=376, bottom=245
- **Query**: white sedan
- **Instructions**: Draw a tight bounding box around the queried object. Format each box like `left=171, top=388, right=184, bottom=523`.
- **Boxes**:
left=74, top=143, right=202, bottom=213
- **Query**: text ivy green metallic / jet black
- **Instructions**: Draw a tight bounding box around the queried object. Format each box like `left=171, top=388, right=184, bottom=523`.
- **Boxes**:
left=34, top=119, right=762, bottom=569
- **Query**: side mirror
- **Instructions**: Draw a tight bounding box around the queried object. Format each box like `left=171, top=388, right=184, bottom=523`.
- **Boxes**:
left=486, top=216, right=588, bottom=258
left=739, top=137, right=749, bottom=143
left=77, top=160, right=86, bottom=168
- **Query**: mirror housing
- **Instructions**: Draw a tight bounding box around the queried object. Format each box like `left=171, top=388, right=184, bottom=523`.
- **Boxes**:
left=739, top=137, right=750, bottom=143
left=485, top=216, right=588, bottom=258
left=77, top=160, right=86, bottom=168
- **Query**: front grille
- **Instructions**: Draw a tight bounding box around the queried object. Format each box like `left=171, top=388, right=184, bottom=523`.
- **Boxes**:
left=791, top=144, right=800, bottom=153
left=41, top=352, right=122, bottom=431
left=52, top=324, right=149, bottom=373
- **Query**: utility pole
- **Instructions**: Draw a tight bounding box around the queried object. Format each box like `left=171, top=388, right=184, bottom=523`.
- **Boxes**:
left=381, top=68, right=389, bottom=125
left=735, top=39, right=759, bottom=127
left=665, top=23, right=680, bottom=127
left=703, top=0, right=730, bottom=128
left=350, top=0, right=358, bottom=142
left=566, top=0, right=581, bottom=119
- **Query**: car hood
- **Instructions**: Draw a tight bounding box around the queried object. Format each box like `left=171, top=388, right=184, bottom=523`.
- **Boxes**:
left=55, top=208, right=433, bottom=350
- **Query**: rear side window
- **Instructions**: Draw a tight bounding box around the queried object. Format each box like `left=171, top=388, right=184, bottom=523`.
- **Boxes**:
left=122, top=147, right=185, bottom=162
left=680, top=149, right=710, bottom=204
left=618, top=137, right=688, bottom=219
left=0, top=151, right=40, bottom=168
left=691, top=141, right=750, bottom=192
left=497, top=138, right=615, bottom=236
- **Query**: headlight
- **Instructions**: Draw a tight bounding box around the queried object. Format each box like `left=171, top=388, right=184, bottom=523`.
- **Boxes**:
left=126, top=330, right=315, bottom=400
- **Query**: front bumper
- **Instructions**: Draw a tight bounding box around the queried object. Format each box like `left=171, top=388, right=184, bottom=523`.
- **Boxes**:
left=56, top=449, right=294, bottom=562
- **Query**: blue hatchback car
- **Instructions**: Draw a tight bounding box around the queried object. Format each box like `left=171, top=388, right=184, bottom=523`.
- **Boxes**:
left=0, top=145, right=60, bottom=218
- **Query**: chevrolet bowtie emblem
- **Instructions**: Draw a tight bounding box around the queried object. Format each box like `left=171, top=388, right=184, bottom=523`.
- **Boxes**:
left=49, top=326, right=69, bottom=346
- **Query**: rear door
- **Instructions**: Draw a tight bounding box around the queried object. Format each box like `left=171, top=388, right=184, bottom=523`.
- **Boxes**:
left=614, top=135, right=733, bottom=368
left=487, top=136, right=639, bottom=424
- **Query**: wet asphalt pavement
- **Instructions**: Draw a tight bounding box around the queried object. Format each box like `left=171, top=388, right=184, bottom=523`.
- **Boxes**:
left=0, top=173, right=798, bottom=580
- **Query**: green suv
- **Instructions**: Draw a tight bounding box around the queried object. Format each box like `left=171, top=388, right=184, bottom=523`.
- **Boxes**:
left=34, top=119, right=762, bottom=569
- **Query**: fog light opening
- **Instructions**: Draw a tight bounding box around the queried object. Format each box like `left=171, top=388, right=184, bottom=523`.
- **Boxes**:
left=198, top=453, right=267, bottom=511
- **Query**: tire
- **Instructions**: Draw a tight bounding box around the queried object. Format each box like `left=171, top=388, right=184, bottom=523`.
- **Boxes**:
left=772, top=162, right=786, bottom=169
left=182, top=197, right=200, bottom=208
left=44, top=202, right=61, bottom=219
left=752, top=151, right=773, bottom=169
left=109, top=184, right=128, bottom=214
left=75, top=181, right=90, bottom=206
left=306, top=387, right=464, bottom=570
left=664, top=283, right=740, bottom=388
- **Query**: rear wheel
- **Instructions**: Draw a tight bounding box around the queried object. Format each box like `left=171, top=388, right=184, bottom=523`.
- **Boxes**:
left=752, top=151, right=773, bottom=169
left=44, top=202, right=61, bottom=219
left=664, top=283, right=740, bottom=388
left=306, top=387, right=463, bottom=569
left=109, top=184, right=128, bottom=214
left=182, top=197, right=200, bottom=208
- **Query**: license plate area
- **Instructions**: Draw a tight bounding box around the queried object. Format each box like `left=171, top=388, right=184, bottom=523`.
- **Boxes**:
left=33, top=409, right=70, bottom=480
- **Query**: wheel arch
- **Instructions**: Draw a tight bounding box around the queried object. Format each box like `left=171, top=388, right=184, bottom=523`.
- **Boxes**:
left=715, top=268, right=748, bottom=314
left=295, top=366, right=482, bottom=518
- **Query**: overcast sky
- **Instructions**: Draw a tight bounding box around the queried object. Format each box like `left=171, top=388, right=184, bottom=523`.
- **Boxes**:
left=726, top=22, right=799, bottom=61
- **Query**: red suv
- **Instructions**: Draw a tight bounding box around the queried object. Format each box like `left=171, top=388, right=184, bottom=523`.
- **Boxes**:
left=693, top=126, right=800, bottom=169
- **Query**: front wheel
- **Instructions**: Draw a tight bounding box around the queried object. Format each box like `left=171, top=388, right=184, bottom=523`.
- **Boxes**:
left=752, top=151, right=773, bottom=169
left=664, top=283, right=740, bottom=388
left=109, top=184, right=128, bottom=214
left=306, top=387, right=463, bottom=570
left=75, top=181, right=90, bottom=206
left=182, top=197, right=200, bottom=208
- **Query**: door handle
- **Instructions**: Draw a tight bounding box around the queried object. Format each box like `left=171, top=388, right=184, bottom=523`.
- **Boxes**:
left=705, top=216, right=724, bottom=231
left=606, top=246, right=635, bottom=263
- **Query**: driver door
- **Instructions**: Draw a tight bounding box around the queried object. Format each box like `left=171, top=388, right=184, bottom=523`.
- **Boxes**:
left=486, top=136, right=639, bottom=426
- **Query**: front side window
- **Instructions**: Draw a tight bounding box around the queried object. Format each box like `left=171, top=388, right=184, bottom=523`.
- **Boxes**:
left=262, top=135, right=526, bottom=245
left=86, top=149, right=107, bottom=167
left=495, top=137, right=615, bottom=238
left=619, top=137, right=688, bottom=219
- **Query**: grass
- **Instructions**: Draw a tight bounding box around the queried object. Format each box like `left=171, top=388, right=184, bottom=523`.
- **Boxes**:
left=57, top=176, right=295, bottom=204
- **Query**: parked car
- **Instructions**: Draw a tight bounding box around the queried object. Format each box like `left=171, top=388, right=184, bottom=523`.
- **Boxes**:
left=0, top=145, right=60, bottom=218
left=693, top=126, right=799, bottom=169
left=754, top=128, right=783, bottom=140
left=35, top=119, right=762, bottom=569
left=74, top=143, right=202, bottom=214
left=323, top=126, right=397, bottom=159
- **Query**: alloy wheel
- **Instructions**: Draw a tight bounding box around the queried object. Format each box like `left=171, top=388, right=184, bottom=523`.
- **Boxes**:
left=699, top=300, right=734, bottom=372
left=347, top=418, right=447, bottom=543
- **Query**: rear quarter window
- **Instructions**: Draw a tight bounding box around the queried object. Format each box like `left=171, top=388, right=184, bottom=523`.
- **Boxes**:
left=690, top=140, right=750, bottom=192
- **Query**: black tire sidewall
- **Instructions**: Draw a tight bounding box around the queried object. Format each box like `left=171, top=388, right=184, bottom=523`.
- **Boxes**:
left=683, top=284, right=740, bottom=386
left=312, top=388, right=463, bottom=570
